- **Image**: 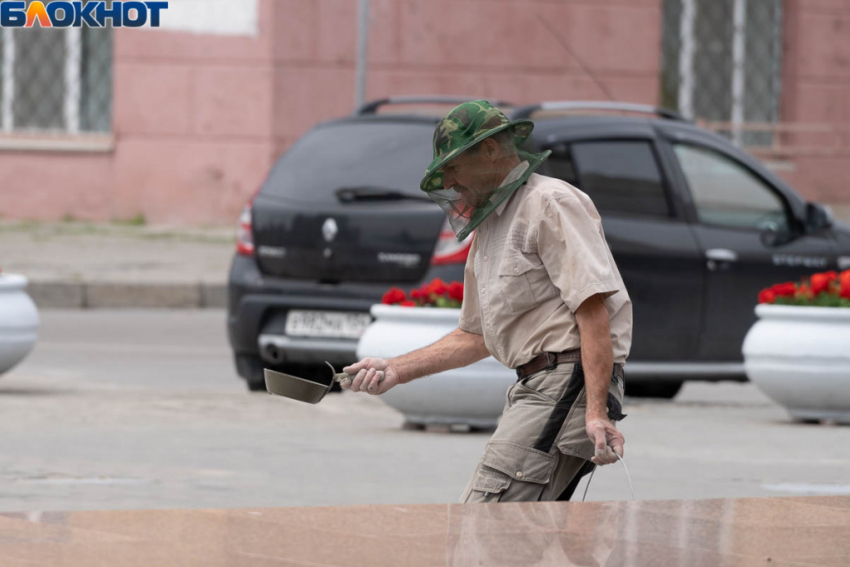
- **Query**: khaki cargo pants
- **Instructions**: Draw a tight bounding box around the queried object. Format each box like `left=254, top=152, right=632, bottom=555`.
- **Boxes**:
left=459, top=361, right=626, bottom=503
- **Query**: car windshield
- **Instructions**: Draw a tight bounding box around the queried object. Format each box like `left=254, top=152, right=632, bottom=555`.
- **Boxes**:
left=262, top=121, right=435, bottom=202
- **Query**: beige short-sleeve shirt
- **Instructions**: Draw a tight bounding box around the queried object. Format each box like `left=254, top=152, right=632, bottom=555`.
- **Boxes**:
left=458, top=172, right=633, bottom=369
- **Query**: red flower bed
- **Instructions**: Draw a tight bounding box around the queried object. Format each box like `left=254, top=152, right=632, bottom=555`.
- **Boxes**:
left=758, top=269, right=850, bottom=307
left=380, top=278, right=464, bottom=308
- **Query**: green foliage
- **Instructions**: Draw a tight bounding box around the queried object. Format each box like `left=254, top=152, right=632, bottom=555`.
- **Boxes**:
left=773, top=293, right=850, bottom=308
left=432, top=295, right=461, bottom=309
left=112, top=213, right=146, bottom=226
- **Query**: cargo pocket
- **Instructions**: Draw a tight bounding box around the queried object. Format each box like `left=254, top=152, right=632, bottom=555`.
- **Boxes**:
left=516, top=364, right=574, bottom=404
left=471, top=441, right=558, bottom=502
left=554, top=389, right=595, bottom=461
left=513, top=380, right=558, bottom=405
left=469, top=469, right=512, bottom=503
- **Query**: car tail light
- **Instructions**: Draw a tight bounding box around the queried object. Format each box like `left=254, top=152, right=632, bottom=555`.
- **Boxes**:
left=431, top=217, right=474, bottom=266
left=236, top=191, right=258, bottom=257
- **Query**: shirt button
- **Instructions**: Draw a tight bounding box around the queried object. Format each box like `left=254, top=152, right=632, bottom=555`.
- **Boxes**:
left=514, top=267, right=519, bottom=274
left=483, top=256, right=488, bottom=261
left=516, top=471, right=523, bottom=478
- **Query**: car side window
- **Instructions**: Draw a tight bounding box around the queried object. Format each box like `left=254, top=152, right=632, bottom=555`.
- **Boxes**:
left=547, top=141, right=672, bottom=218
left=543, top=143, right=580, bottom=186
left=673, top=144, right=789, bottom=232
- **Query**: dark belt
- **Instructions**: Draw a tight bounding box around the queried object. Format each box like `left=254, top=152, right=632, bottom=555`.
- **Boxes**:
left=515, top=349, right=624, bottom=380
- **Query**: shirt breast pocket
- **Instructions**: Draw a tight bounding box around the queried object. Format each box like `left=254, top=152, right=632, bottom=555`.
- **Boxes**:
left=497, top=251, right=558, bottom=313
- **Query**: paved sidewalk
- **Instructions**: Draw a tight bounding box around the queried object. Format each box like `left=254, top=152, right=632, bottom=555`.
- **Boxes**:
left=4, top=309, right=850, bottom=511
left=0, top=220, right=236, bottom=308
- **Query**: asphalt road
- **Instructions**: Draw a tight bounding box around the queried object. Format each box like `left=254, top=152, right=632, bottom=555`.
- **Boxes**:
left=2, top=310, right=849, bottom=513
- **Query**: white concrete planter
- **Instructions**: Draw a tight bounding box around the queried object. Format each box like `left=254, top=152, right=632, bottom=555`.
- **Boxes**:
left=0, top=274, right=40, bottom=376
left=356, top=304, right=515, bottom=428
left=742, top=304, right=850, bottom=423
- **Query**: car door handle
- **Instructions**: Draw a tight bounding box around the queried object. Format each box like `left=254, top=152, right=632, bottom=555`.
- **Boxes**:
left=706, top=249, right=738, bottom=262
left=706, top=248, right=738, bottom=271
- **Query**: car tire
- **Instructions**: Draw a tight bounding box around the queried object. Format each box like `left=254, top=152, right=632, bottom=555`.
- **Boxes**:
left=234, top=353, right=268, bottom=393
left=625, top=380, right=683, bottom=399
left=246, top=377, right=268, bottom=392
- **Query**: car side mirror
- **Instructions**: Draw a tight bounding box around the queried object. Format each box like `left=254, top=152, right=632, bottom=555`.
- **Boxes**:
left=805, top=202, right=833, bottom=233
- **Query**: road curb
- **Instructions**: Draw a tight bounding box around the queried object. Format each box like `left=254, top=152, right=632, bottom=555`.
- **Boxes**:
left=26, top=281, right=228, bottom=309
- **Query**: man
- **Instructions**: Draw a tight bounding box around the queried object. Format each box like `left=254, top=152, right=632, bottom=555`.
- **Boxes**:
left=342, top=100, right=633, bottom=503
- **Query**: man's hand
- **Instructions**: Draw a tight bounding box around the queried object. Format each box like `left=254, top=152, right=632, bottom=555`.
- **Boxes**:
left=341, top=357, right=401, bottom=395
left=586, top=416, right=624, bottom=466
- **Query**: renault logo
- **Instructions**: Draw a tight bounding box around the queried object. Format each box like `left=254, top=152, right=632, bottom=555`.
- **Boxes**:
left=322, top=218, right=338, bottom=243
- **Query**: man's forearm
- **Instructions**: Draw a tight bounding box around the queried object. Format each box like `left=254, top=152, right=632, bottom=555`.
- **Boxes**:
left=390, top=328, right=490, bottom=384
left=576, top=295, right=614, bottom=420
left=581, top=332, right=614, bottom=420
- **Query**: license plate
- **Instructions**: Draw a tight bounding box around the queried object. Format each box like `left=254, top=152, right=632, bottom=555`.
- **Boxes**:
left=284, top=310, right=372, bottom=339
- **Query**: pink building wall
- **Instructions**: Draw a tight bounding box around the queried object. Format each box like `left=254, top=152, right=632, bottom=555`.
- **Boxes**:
left=0, top=0, right=662, bottom=225
left=0, top=0, right=847, bottom=225
left=270, top=0, right=662, bottom=178
left=778, top=0, right=850, bottom=218
left=0, top=0, right=281, bottom=226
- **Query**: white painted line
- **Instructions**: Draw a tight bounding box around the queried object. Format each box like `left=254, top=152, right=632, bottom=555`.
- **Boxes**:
left=18, top=477, right=152, bottom=486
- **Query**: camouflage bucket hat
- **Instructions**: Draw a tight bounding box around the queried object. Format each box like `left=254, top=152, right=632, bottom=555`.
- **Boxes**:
left=420, top=100, right=550, bottom=242
left=420, top=100, right=534, bottom=192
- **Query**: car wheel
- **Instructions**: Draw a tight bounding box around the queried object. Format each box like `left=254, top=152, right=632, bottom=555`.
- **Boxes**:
left=246, top=377, right=268, bottom=392
left=234, top=353, right=268, bottom=393
left=625, top=380, right=683, bottom=399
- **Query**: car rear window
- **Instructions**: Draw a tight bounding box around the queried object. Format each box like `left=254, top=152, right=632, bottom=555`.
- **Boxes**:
left=261, top=121, right=435, bottom=202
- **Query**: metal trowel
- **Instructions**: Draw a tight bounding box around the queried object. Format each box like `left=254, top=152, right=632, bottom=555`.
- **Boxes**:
left=264, top=361, right=385, bottom=404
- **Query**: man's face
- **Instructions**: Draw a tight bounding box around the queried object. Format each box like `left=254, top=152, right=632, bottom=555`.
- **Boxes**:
left=439, top=147, right=495, bottom=209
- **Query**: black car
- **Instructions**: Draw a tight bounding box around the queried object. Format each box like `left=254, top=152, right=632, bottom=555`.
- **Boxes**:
left=227, top=97, right=850, bottom=398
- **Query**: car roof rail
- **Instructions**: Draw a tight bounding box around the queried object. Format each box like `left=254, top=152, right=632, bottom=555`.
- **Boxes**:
left=510, top=101, right=686, bottom=121
left=354, top=96, right=515, bottom=116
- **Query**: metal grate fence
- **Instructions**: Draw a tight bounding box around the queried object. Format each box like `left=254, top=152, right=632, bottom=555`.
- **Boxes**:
left=661, top=0, right=783, bottom=148
left=0, top=1, right=113, bottom=136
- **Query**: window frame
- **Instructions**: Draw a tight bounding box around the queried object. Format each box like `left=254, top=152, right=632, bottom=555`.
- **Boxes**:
left=0, top=25, right=113, bottom=151
left=661, top=0, right=784, bottom=147
left=542, top=137, right=681, bottom=221
left=669, top=140, right=797, bottom=234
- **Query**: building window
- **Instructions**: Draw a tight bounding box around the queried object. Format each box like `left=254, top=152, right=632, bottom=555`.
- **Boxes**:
left=0, top=5, right=112, bottom=135
left=661, top=0, right=783, bottom=147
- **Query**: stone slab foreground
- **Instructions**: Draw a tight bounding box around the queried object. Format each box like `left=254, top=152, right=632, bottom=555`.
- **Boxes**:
left=1, top=496, right=848, bottom=566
